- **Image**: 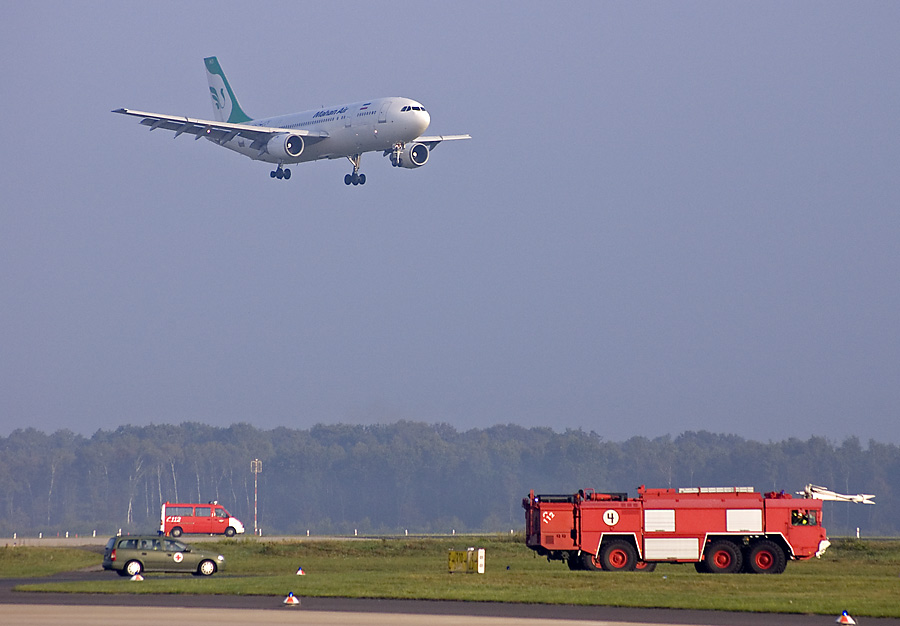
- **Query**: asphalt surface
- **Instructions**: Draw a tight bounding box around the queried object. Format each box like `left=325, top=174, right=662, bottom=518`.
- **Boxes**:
left=3, top=568, right=899, bottom=626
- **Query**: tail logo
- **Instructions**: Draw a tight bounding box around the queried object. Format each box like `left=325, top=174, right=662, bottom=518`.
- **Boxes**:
left=210, top=86, right=227, bottom=112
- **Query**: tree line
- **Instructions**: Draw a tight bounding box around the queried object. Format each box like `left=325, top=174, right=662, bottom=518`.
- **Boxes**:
left=0, top=422, right=893, bottom=537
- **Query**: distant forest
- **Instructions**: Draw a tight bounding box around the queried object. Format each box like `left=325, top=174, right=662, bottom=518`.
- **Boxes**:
left=0, top=422, right=894, bottom=537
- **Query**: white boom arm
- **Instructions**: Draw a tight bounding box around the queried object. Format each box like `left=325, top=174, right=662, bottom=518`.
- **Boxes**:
left=798, top=484, right=875, bottom=505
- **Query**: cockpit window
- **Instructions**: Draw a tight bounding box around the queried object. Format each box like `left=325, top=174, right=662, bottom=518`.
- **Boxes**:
left=401, top=106, right=427, bottom=112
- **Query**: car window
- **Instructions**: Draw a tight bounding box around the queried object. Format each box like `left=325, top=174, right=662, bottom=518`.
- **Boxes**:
left=215, top=507, right=227, bottom=518
left=139, top=538, right=162, bottom=550
left=194, top=506, right=211, bottom=517
left=164, top=539, right=188, bottom=551
left=120, top=538, right=138, bottom=550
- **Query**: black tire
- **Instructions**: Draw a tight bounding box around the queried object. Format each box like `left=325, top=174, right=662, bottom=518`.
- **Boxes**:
left=580, top=550, right=603, bottom=571
left=170, top=527, right=183, bottom=538
left=635, top=561, right=657, bottom=572
left=344, top=174, right=352, bottom=185
left=747, top=540, right=786, bottom=574
left=566, top=553, right=584, bottom=570
left=694, top=561, right=710, bottom=573
left=224, top=526, right=236, bottom=538
left=124, top=560, right=143, bottom=576
left=599, top=540, right=638, bottom=572
left=197, top=559, right=217, bottom=576
left=359, top=173, right=366, bottom=185
left=283, top=168, right=291, bottom=179
left=704, top=540, right=743, bottom=574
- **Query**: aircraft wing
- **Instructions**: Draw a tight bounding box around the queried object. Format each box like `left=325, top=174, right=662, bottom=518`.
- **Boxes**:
left=413, top=134, right=472, bottom=149
left=111, top=108, right=329, bottom=153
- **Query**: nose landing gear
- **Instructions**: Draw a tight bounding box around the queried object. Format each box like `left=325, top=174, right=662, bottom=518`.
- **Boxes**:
left=344, top=154, right=366, bottom=185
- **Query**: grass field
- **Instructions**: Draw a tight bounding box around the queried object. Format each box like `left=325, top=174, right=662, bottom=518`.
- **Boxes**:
left=0, top=546, right=98, bottom=578
left=12, top=536, right=900, bottom=618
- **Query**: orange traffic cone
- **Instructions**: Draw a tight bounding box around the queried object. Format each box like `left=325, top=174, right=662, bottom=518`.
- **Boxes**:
left=836, top=611, right=856, bottom=625
left=283, top=592, right=300, bottom=606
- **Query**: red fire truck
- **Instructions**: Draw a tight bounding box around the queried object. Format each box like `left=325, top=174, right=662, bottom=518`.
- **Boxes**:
left=523, top=484, right=871, bottom=574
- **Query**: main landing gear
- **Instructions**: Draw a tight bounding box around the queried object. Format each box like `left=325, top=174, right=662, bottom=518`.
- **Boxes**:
left=270, top=163, right=291, bottom=180
left=344, top=154, right=366, bottom=185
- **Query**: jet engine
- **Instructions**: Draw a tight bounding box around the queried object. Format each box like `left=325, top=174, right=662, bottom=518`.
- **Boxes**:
left=266, top=133, right=304, bottom=159
left=393, top=142, right=429, bottom=168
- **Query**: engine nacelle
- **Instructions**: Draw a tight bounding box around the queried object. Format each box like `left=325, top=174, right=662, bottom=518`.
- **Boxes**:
left=266, top=133, right=304, bottom=159
left=393, top=142, right=429, bottom=168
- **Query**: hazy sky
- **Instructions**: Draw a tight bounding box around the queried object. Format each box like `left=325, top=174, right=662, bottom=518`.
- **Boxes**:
left=2, top=2, right=899, bottom=444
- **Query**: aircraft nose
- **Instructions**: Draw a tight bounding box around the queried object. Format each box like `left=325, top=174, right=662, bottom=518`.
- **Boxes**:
left=418, top=110, right=430, bottom=134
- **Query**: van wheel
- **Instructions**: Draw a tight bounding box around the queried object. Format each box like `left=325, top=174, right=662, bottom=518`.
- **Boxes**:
left=170, top=527, right=183, bottom=537
left=197, top=560, right=217, bottom=576
left=125, top=560, right=143, bottom=576
left=225, top=526, right=236, bottom=537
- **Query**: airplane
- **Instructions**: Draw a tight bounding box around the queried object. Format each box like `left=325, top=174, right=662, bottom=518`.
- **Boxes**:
left=113, top=57, right=470, bottom=185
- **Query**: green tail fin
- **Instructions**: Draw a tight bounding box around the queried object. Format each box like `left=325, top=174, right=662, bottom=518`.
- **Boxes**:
left=204, top=56, right=252, bottom=124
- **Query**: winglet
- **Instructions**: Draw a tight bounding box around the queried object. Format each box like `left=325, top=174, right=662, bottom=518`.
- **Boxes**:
left=204, top=56, right=252, bottom=124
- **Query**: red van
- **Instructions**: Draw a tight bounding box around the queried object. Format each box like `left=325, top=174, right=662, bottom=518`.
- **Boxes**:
left=160, top=501, right=246, bottom=537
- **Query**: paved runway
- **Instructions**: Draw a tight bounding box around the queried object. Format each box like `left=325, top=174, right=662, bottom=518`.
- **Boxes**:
left=0, top=604, right=699, bottom=626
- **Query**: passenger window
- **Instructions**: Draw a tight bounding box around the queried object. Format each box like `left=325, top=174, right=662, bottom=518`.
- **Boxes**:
left=195, top=507, right=211, bottom=517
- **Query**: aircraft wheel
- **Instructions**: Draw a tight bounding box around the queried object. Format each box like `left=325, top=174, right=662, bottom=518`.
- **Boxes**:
left=270, top=171, right=276, bottom=178
left=283, top=168, right=291, bottom=180
left=359, top=173, right=366, bottom=185
left=344, top=174, right=352, bottom=185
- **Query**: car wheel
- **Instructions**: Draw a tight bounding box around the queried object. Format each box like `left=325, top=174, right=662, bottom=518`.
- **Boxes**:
left=225, top=526, right=236, bottom=537
left=125, top=560, right=143, bottom=576
left=170, top=527, right=183, bottom=537
left=197, top=560, right=217, bottom=576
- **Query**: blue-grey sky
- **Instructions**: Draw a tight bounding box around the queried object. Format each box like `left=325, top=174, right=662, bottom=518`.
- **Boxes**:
left=2, top=2, right=899, bottom=443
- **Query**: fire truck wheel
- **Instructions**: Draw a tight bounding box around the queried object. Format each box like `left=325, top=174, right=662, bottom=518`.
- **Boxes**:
left=694, top=562, right=710, bottom=574
left=170, top=527, right=183, bottom=538
left=225, top=526, right=236, bottom=537
left=634, top=561, right=657, bottom=572
left=566, top=554, right=584, bottom=570
left=600, top=540, right=638, bottom=571
left=704, top=540, right=743, bottom=574
left=580, top=551, right=603, bottom=571
left=747, top=540, right=786, bottom=574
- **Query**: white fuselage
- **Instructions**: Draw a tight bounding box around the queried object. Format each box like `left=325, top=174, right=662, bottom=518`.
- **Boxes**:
left=214, top=97, right=431, bottom=164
